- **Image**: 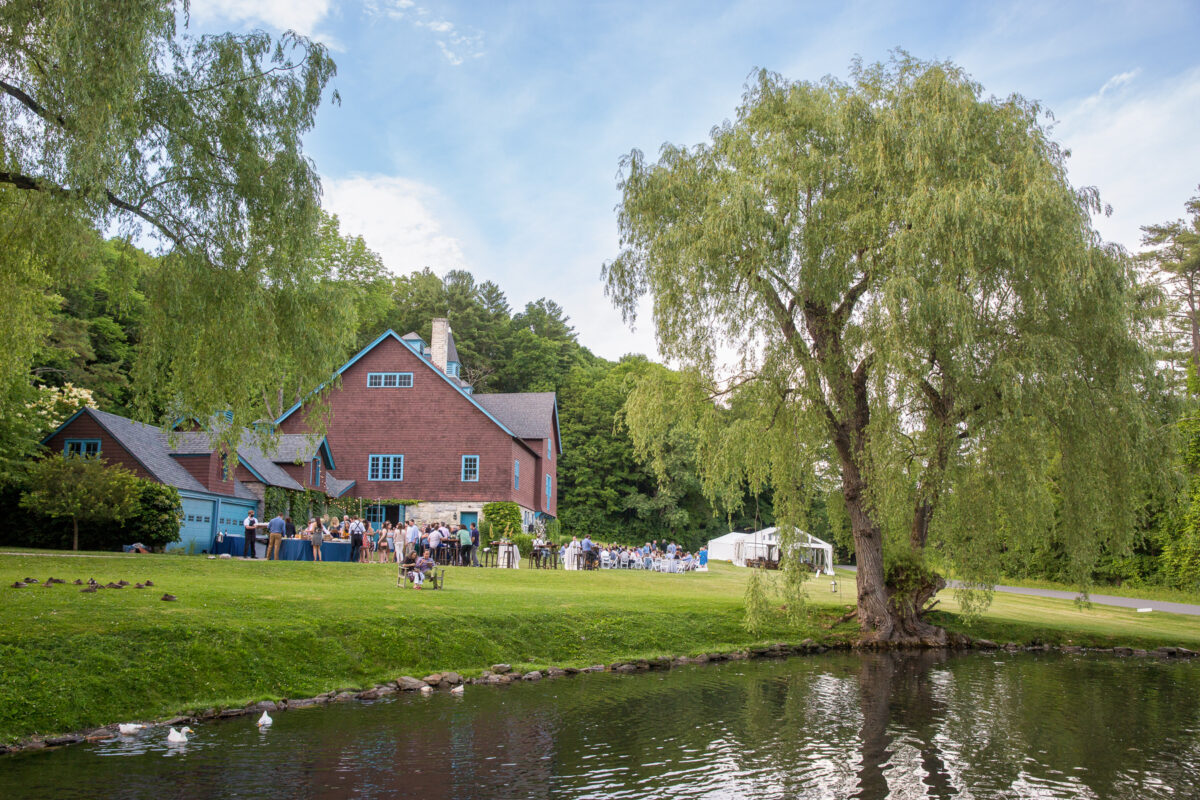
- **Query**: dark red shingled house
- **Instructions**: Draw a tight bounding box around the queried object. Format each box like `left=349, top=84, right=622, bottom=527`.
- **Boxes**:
left=43, top=319, right=560, bottom=549
left=275, top=319, right=561, bottom=532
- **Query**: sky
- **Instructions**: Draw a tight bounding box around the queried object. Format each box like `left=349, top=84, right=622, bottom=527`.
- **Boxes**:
left=190, top=0, right=1200, bottom=362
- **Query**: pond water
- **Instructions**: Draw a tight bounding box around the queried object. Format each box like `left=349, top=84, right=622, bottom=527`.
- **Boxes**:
left=2, top=651, right=1198, bottom=799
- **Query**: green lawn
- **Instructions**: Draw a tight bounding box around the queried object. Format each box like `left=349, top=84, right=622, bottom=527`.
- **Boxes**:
left=0, top=551, right=1195, bottom=745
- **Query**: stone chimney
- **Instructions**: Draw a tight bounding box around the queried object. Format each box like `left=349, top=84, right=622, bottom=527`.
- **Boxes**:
left=431, top=317, right=450, bottom=374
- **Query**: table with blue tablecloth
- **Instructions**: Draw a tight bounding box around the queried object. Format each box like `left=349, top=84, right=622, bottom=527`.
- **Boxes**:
left=211, top=534, right=351, bottom=562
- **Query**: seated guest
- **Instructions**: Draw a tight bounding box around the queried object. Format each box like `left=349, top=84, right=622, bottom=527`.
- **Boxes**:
left=619, top=548, right=630, bottom=569
left=410, top=554, right=435, bottom=589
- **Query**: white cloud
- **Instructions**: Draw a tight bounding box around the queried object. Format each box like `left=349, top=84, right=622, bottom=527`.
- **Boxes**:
left=364, top=1, right=484, bottom=64
left=189, top=0, right=332, bottom=36
left=1055, top=66, right=1200, bottom=251
left=322, top=175, right=467, bottom=274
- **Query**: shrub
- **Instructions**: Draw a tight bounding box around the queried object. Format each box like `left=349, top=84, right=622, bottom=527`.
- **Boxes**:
left=482, top=501, right=521, bottom=539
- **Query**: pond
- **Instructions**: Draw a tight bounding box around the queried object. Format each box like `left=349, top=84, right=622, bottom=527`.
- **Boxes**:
left=2, top=651, right=1197, bottom=798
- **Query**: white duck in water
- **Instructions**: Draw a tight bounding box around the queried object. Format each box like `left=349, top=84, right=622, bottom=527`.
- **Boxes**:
left=450, top=685, right=464, bottom=696
left=166, top=726, right=193, bottom=743
left=118, top=723, right=145, bottom=735
left=257, top=711, right=273, bottom=728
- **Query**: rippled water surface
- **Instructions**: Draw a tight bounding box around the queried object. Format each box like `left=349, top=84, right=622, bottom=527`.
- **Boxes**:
left=3, top=651, right=1198, bottom=799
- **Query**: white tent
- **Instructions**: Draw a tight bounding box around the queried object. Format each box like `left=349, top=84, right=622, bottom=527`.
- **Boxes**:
left=706, top=531, right=746, bottom=562
left=728, top=527, right=835, bottom=574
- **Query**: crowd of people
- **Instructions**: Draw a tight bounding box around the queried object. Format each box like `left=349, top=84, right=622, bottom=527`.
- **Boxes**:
left=559, top=535, right=707, bottom=572
left=242, top=511, right=482, bottom=566
left=240, top=512, right=708, bottom=579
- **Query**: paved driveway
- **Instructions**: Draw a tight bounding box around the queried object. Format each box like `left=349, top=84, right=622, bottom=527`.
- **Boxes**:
left=835, top=566, right=1200, bottom=617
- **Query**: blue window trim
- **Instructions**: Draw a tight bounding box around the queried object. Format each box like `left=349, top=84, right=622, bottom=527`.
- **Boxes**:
left=368, top=454, right=405, bottom=481
left=545, top=475, right=552, bottom=511
left=365, top=504, right=385, bottom=526
left=64, top=439, right=101, bottom=457
left=546, top=438, right=551, bottom=461
left=311, top=457, right=321, bottom=487
left=461, top=455, right=480, bottom=482
left=366, top=372, right=414, bottom=388
left=514, top=459, right=520, bottom=490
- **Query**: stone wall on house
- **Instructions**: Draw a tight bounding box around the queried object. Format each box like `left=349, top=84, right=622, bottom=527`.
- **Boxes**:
left=404, top=501, right=535, bottom=530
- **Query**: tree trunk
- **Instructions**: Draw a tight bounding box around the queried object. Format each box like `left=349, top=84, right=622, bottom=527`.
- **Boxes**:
left=72, top=517, right=79, bottom=551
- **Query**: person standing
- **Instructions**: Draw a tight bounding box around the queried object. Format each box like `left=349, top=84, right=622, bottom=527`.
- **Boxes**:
left=469, top=522, right=480, bottom=566
left=458, top=523, right=472, bottom=566
left=242, top=511, right=259, bottom=558
left=428, top=524, right=443, bottom=564
left=406, top=520, right=420, bottom=558
left=309, top=518, right=324, bottom=561
left=265, top=512, right=286, bottom=560
left=349, top=516, right=365, bottom=563
left=581, top=534, right=594, bottom=570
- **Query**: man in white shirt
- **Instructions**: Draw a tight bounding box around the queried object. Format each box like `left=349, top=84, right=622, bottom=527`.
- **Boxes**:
left=349, top=517, right=366, bottom=562
left=242, top=511, right=259, bottom=558
left=532, top=533, right=547, bottom=567
left=405, top=521, right=419, bottom=557
left=428, top=524, right=443, bottom=563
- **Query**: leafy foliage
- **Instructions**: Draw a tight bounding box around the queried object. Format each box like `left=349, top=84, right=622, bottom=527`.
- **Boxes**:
left=482, top=501, right=522, bottom=539
left=18, top=455, right=142, bottom=550
left=605, top=55, right=1159, bottom=641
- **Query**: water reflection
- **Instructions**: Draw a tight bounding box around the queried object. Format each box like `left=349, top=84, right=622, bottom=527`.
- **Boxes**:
left=1, top=652, right=1197, bottom=799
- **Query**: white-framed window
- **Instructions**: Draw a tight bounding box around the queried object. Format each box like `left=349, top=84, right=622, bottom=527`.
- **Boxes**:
left=514, top=459, right=520, bottom=490
left=367, top=372, right=413, bottom=388
left=545, top=474, right=552, bottom=511
left=368, top=454, right=404, bottom=481
left=64, top=439, right=101, bottom=457
left=461, top=455, right=479, bottom=482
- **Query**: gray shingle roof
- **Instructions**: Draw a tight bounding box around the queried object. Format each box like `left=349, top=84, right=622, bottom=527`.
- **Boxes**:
left=264, top=434, right=324, bottom=464
left=326, top=474, right=356, bottom=498
left=87, top=409, right=304, bottom=493
left=474, top=392, right=557, bottom=440
left=237, top=443, right=304, bottom=491
left=446, top=329, right=460, bottom=363
left=88, top=409, right=208, bottom=492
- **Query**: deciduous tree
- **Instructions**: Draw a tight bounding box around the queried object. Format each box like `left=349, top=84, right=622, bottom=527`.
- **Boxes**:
left=605, top=56, right=1155, bottom=644
left=20, top=455, right=141, bottom=551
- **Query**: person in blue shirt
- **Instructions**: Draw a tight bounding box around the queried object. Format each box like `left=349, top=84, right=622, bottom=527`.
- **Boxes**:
left=666, top=541, right=677, bottom=555
left=581, top=535, right=596, bottom=569
left=265, top=513, right=286, bottom=560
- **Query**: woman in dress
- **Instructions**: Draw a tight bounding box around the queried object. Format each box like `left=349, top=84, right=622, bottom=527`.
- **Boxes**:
left=308, top=518, right=324, bottom=561
left=378, top=522, right=391, bottom=564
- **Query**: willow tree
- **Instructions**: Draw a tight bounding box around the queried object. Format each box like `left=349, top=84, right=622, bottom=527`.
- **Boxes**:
left=0, top=1, right=354, bottom=446
left=606, top=56, right=1153, bottom=644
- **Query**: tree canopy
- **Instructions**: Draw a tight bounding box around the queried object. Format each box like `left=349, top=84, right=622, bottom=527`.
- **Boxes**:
left=605, top=55, right=1158, bottom=643
left=0, top=0, right=353, bottom=451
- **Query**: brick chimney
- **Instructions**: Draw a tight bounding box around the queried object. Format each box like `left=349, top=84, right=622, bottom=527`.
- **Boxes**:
left=431, top=317, right=450, bottom=374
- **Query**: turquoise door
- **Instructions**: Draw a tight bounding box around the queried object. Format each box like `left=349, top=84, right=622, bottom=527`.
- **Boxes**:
left=174, top=497, right=216, bottom=554
left=459, top=511, right=478, bottom=528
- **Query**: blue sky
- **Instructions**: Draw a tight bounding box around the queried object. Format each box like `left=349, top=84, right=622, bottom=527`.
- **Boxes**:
left=191, top=1, right=1200, bottom=361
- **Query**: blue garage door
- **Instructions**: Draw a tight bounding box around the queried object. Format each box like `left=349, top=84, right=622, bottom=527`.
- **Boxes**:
left=173, top=497, right=216, bottom=554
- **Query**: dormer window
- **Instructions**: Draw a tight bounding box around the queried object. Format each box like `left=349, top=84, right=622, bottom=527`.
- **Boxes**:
left=447, top=361, right=460, bottom=377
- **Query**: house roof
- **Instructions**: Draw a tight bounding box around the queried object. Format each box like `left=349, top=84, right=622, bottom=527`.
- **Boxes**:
left=446, top=329, right=460, bottom=364
left=474, top=392, right=561, bottom=450
left=264, top=434, right=335, bottom=469
left=168, top=432, right=309, bottom=492
left=274, top=330, right=544, bottom=457
left=83, top=409, right=209, bottom=493
left=45, top=408, right=309, bottom=496
left=325, top=474, right=356, bottom=498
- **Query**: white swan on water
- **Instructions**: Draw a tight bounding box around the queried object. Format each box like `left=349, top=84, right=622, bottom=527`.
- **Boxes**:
left=118, top=723, right=144, bottom=735
left=166, top=726, right=193, bottom=743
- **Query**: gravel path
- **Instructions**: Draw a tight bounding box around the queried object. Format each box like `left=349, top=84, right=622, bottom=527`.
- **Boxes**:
left=835, top=566, right=1200, bottom=617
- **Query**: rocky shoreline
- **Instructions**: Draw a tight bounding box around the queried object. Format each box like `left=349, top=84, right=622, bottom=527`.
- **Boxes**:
left=3, top=638, right=1196, bottom=757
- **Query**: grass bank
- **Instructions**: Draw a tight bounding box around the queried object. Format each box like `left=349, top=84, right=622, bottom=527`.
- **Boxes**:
left=1, top=552, right=1197, bottom=745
